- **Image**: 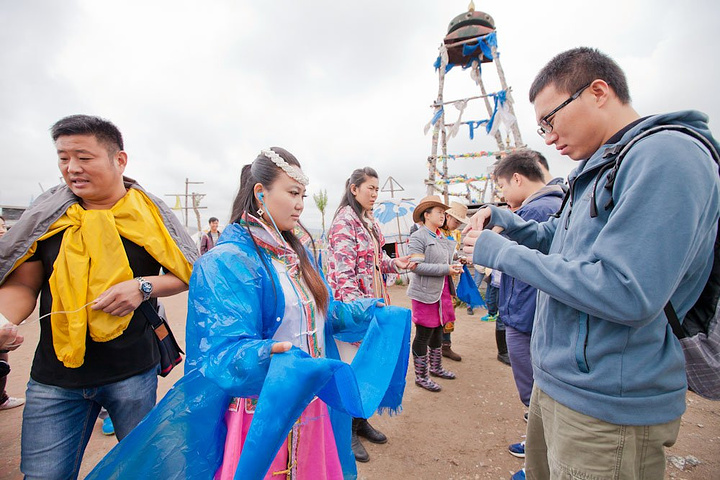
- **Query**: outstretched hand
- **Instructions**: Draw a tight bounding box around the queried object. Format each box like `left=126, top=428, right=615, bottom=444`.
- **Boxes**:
left=271, top=341, right=293, bottom=354
left=0, top=324, right=23, bottom=351
left=463, top=207, right=492, bottom=234
left=462, top=229, right=482, bottom=256
left=394, top=255, right=417, bottom=271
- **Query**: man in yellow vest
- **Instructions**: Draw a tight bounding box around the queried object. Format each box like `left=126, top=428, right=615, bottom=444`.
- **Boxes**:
left=0, top=115, right=197, bottom=479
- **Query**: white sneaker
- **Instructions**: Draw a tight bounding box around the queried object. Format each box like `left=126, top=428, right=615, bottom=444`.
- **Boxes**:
left=0, top=396, right=25, bottom=410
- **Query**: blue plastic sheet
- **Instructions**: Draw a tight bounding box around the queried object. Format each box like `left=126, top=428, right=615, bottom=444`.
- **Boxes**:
left=456, top=265, right=486, bottom=308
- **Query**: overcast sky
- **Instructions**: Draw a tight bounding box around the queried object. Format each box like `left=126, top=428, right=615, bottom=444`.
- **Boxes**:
left=1, top=0, right=718, bottom=232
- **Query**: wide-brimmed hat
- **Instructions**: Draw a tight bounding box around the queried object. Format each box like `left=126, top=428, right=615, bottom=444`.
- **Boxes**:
left=413, top=195, right=450, bottom=223
left=445, top=201, right=471, bottom=224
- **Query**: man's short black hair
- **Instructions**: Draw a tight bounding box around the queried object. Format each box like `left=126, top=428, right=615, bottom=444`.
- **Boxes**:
left=493, top=150, right=546, bottom=183
left=51, top=115, right=124, bottom=153
left=208, top=217, right=218, bottom=224
left=529, top=47, right=631, bottom=104
left=534, top=151, right=549, bottom=171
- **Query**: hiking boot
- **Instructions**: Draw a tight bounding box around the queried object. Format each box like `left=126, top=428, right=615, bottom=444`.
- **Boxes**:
left=355, top=418, right=387, bottom=444
left=511, top=468, right=526, bottom=480
left=508, top=440, right=525, bottom=458
left=467, top=306, right=474, bottom=315
left=441, top=342, right=462, bottom=362
left=0, top=397, right=25, bottom=410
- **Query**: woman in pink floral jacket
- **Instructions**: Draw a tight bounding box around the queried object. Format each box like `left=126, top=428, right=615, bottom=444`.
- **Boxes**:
left=327, top=167, right=412, bottom=465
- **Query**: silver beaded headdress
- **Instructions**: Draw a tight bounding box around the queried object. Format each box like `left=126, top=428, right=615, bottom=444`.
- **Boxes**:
left=261, top=149, right=309, bottom=186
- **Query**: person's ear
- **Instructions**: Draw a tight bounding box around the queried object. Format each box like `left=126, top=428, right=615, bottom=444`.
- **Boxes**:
left=350, top=184, right=358, bottom=196
left=589, top=79, right=611, bottom=107
left=253, top=184, right=264, bottom=203
left=115, top=151, right=128, bottom=171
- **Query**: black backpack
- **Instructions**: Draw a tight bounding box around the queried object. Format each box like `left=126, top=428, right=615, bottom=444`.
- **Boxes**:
left=593, top=125, right=720, bottom=400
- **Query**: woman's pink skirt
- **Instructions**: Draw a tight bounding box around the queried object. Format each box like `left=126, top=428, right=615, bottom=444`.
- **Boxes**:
left=215, top=397, right=343, bottom=480
left=411, top=277, right=456, bottom=328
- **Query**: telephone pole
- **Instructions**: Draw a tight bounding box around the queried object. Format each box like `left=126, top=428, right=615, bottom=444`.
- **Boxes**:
left=166, top=178, right=206, bottom=230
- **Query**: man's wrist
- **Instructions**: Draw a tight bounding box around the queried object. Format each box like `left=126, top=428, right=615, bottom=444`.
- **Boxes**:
left=135, top=277, right=153, bottom=301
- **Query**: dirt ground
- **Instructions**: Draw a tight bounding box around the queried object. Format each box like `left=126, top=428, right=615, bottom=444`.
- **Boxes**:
left=1, top=285, right=718, bottom=479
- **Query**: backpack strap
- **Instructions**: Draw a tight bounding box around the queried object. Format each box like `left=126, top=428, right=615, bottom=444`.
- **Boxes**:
left=590, top=125, right=720, bottom=218
left=664, top=301, right=687, bottom=339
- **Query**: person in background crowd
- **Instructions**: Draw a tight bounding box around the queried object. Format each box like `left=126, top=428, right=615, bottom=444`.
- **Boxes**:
left=407, top=195, right=462, bottom=392
left=200, top=216, right=221, bottom=254
left=0, top=214, right=25, bottom=411
left=534, top=152, right=568, bottom=194
left=439, top=202, right=471, bottom=362
left=491, top=150, right=564, bottom=474
left=327, top=166, right=413, bottom=463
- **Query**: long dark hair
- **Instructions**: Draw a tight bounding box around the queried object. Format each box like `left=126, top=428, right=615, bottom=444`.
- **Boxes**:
left=229, top=147, right=329, bottom=313
left=333, top=167, right=379, bottom=241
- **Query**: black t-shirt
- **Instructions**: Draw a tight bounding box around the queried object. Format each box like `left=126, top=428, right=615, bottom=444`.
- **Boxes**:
left=28, top=232, right=161, bottom=388
left=604, top=116, right=649, bottom=146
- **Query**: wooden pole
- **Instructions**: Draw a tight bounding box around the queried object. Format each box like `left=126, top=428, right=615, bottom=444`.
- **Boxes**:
left=427, top=49, right=446, bottom=196
left=474, top=65, right=506, bottom=151
left=441, top=127, right=449, bottom=204
left=492, top=45, right=524, bottom=148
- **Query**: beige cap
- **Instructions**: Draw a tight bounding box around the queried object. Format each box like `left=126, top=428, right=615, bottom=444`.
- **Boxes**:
left=446, top=201, right=471, bottom=224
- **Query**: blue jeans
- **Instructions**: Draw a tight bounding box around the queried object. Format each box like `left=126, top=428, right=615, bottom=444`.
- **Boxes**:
left=485, top=284, right=499, bottom=317
left=21, top=367, right=158, bottom=480
left=505, top=325, right=533, bottom=407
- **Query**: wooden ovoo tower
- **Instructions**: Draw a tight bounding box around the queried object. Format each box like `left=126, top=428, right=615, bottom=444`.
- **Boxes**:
left=425, top=1, right=524, bottom=203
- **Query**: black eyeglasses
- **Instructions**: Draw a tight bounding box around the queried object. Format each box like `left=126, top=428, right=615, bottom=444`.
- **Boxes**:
left=537, top=82, right=592, bottom=138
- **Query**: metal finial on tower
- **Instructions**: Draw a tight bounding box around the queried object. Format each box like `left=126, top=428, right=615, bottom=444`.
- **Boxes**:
left=468, top=1, right=475, bottom=12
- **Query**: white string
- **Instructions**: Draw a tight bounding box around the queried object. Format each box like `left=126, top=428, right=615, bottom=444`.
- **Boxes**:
left=295, top=328, right=317, bottom=338
left=18, top=301, right=97, bottom=328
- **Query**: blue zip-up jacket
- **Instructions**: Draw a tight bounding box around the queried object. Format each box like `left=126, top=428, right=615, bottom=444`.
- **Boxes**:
left=498, top=186, right=563, bottom=333
left=473, top=111, right=720, bottom=425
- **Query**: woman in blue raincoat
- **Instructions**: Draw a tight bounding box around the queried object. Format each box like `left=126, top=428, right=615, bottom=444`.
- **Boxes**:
left=87, top=148, right=411, bottom=480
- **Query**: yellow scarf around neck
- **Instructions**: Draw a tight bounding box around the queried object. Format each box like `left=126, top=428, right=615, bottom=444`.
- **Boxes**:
left=29, top=188, right=193, bottom=368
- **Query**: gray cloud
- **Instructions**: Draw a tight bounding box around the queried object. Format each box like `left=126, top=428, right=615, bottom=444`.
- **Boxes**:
left=1, top=0, right=718, bottom=230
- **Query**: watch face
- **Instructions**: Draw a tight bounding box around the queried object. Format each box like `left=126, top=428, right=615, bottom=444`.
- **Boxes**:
left=141, top=282, right=153, bottom=294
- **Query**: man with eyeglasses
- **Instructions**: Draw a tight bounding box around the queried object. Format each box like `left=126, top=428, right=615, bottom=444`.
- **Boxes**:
left=463, top=47, right=720, bottom=479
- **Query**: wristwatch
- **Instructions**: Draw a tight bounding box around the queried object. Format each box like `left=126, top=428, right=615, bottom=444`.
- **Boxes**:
left=135, top=277, right=153, bottom=302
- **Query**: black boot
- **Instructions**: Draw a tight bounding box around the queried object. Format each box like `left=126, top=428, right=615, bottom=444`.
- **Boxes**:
left=496, top=329, right=511, bottom=366
left=351, top=418, right=370, bottom=462
left=355, top=418, right=387, bottom=444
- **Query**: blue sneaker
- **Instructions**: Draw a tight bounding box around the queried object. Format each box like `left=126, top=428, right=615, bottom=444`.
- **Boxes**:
left=510, top=468, right=526, bottom=480
left=508, top=440, right=525, bottom=458
left=481, top=313, right=497, bottom=322
left=102, top=417, right=115, bottom=436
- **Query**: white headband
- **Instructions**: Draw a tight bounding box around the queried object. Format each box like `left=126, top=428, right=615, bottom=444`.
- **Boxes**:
left=261, top=149, right=309, bottom=186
